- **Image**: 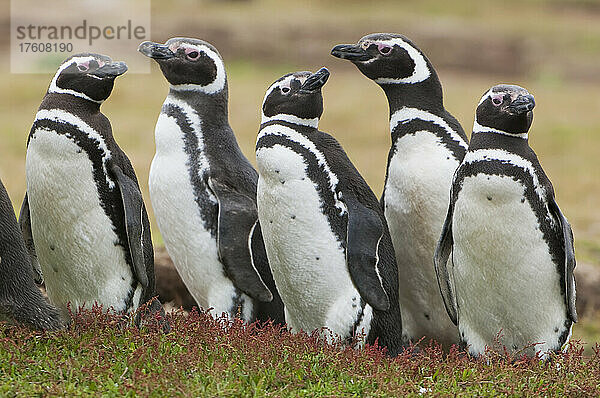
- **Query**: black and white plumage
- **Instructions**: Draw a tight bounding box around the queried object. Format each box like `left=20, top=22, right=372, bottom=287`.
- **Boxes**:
left=138, top=38, right=284, bottom=323
left=20, top=53, right=166, bottom=329
left=0, top=177, right=63, bottom=330
left=434, top=84, right=576, bottom=357
left=256, top=68, right=404, bottom=355
left=332, top=33, right=468, bottom=348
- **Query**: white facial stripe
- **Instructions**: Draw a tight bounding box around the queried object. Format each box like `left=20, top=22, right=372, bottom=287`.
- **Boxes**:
left=169, top=43, right=226, bottom=94
left=257, top=124, right=347, bottom=215
left=279, top=75, right=308, bottom=91
left=163, top=94, right=211, bottom=172
left=478, top=88, right=494, bottom=106
left=371, top=38, right=431, bottom=84
left=390, top=107, right=468, bottom=150
left=34, top=109, right=114, bottom=188
left=261, top=75, right=316, bottom=127
left=472, top=120, right=529, bottom=139
left=464, top=148, right=546, bottom=199
left=479, top=87, right=526, bottom=105
left=476, top=86, right=530, bottom=139
left=498, top=90, right=522, bottom=102
left=261, top=75, right=296, bottom=108
left=48, top=56, right=103, bottom=103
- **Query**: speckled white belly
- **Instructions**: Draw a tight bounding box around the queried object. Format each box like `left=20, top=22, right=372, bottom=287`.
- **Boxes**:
left=256, top=144, right=371, bottom=338
left=26, top=130, right=140, bottom=317
left=384, top=131, right=460, bottom=346
left=149, top=113, right=252, bottom=320
left=452, top=173, right=569, bottom=357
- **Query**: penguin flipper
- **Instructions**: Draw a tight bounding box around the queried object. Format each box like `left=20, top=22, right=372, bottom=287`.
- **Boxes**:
left=434, top=199, right=458, bottom=326
left=18, top=194, right=43, bottom=285
left=345, top=193, right=390, bottom=311
left=111, top=164, right=149, bottom=290
left=548, top=199, right=577, bottom=323
left=208, top=177, right=273, bottom=303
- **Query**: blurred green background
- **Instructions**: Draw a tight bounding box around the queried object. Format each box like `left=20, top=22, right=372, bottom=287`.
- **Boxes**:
left=1, top=0, right=599, bottom=347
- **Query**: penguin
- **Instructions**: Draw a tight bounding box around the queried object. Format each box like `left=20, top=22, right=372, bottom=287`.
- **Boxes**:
left=138, top=38, right=284, bottom=323
left=20, top=53, right=167, bottom=330
left=256, top=68, right=404, bottom=355
left=434, top=84, right=577, bottom=358
left=331, top=33, right=468, bottom=348
left=0, top=177, right=63, bottom=330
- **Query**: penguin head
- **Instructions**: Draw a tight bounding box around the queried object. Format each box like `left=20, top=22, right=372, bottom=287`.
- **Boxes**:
left=475, top=84, right=535, bottom=136
left=261, top=68, right=329, bottom=127
left=331, top=33, right=432, bottom=85
left=138, top=37, right=226, bottom=95
left=48, top=53, right=127, bottom=103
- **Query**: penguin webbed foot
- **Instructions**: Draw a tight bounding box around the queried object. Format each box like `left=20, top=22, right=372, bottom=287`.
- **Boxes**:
left=0, top=298, right=65, bottom=331
left=134, top=296, right=171, bottom=333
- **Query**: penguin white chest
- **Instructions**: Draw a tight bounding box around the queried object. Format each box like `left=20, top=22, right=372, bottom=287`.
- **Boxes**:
left=256, top=144, right=368, bottom=336
left=149, top=113, right=246, bottom=318
left=452, top=173, right=568, bottom=356
left=385, top=131, right=459, bottom=225
left=384, top=131, right=460, bottom=344
left=26, top=130, right=135, bottom=314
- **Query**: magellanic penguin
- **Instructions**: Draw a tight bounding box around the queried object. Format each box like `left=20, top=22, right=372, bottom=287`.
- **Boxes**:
left=434, top=84, right=577, bottom=358
left=21, top=53, right=168, bottom=330
left=332, top=33, right=468, bottom=348
left=256, top=68, right=404, bottom=356
left=138, top=38, right=284, bottom=323
left=0, top=177, right=63, bottom=330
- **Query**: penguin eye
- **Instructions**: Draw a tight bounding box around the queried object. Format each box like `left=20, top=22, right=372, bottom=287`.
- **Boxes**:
left=491, top=95, right=503, bottom=106
left=281, top=87, right=290, bottom=94
left=186, top=51, right=200, bottom=60
left=77, top=63, right=89, bottom=72
left=378, top=45, right=392, bottom=55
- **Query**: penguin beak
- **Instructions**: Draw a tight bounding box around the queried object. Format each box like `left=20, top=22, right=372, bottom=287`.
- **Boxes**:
left=92, top=61, right=128, bottom=79
left=138, top=41, right=175, bottom=60
left=508, top=94, right=536, bottom=114
left=299, top=68, right=330, bottom=93
left=331, top=44, right=371, bottom=62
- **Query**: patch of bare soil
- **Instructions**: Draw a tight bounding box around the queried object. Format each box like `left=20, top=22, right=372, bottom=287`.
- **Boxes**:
left=576, top=262, right=600, bottom=317
left=154, top=247, right=197, bottom=311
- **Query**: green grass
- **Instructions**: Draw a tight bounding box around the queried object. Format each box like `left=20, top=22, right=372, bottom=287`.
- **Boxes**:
left=1, top=308, right=599, bottom=397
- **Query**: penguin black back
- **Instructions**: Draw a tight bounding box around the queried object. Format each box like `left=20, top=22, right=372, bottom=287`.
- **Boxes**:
left=0, top=178, right=63, bottom=330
